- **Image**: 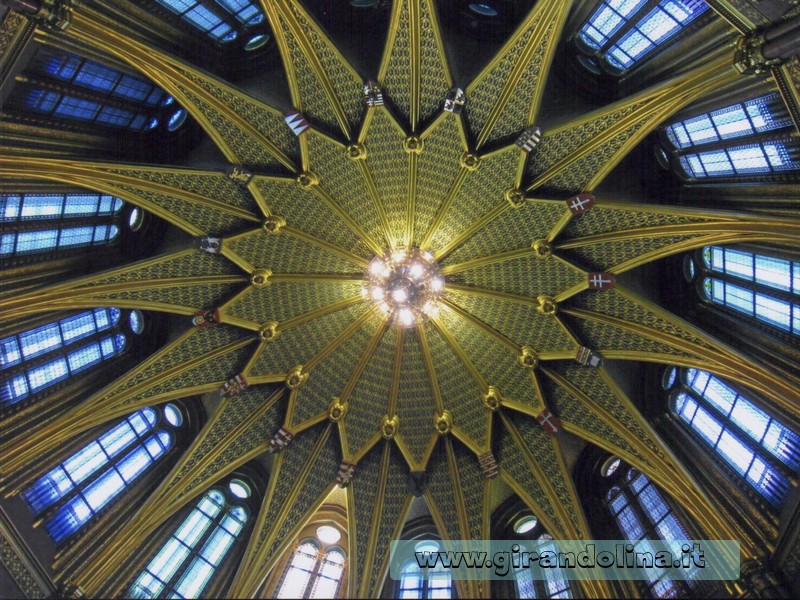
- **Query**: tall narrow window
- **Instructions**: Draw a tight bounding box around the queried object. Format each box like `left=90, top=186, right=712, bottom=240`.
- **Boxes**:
left=0, top=308, right=130, bottom=408
left=699, top=245, right=799, bottom=336
left=398, top=540, right=452, bottom=599
left=506, top=517, right=572, bottom=599
left=576, top=0, right=709, bottom=74
left=22, top=404, right=182, bottom=543
left=604, top=461, right=694, bottom=597
left=660, top=94, right=799, bottom=180
left=666, top=367, right=799, bottom=507
left=129, top=478, right=251, bottom=598
left=275, top=525, right=347, bottom=599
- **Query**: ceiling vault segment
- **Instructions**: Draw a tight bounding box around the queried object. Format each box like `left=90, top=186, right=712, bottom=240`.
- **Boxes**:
left=1, top=327, right=256, bottom=476
left=75, top=388, right=285, bottom=594
left=47, top=6, right=299, bottom=171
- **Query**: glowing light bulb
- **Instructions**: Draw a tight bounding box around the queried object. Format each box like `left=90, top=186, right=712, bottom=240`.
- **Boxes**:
left=372, top=287, right=385, bottom=301
left=379, top=302, right=391, bottom=314
left=398, top=308, right=414, bottom=326
left=392, top=287, right=408, bottom=303
left=422, top=251, right=434, bottom=262
left=422, top=300, right=439, bottom=318
left=409, top=262, right=425, bottom=279
left=392, top=250, right=406, bottom=263
left=370, top=258, right=385, bottom=276
left=431, top=277, right=444, bottom=292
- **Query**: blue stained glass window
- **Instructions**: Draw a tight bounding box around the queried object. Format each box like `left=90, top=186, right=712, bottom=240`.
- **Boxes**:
left=0, top=224, right=120, bottom=257
left=679, top=142, right=799, bottom=178
left=701, top=246, right=800, bottom=335
left=578, top=0, right=708, bottom=73
left=215, top=0, right=263, bottom=25
left=0, top=308, right=125, bottom=408
left=154, top=0, right=239, bottom=41
left=1, top=193, right=124, bottom=221
left=671, top=368, right=799, bottom=506
left=22, top=408, right=158, bottom=513
left=130, top=488, right=248, bottom=598
left=45, top=429, right=173, bottom=543
left=665, top=94, right=792, bottom=150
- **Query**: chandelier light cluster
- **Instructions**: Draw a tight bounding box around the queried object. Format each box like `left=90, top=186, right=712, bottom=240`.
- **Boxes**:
left=363, top=248, right=444, bottom=327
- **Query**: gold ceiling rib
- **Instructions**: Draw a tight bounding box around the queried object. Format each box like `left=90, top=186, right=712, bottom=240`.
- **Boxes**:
left=0, top=156, right=261, bottom=236
left=263, top=0, right=363, bottom=140
left=0, top=248, right=246, bottom=320
left=230, top=425, right=340, bottom=597
left=526, top=53, right=741, bottom=192
left=0, top=327, right=255, bottom=477
left=467, top=0, right=571, bottom=150
left=76, top=387, right=286, bottom=594
left=59, top=10, right=298, bottom=171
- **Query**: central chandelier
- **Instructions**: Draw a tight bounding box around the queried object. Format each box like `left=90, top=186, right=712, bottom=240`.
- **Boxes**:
left=363, top=248, right=444, bottom=327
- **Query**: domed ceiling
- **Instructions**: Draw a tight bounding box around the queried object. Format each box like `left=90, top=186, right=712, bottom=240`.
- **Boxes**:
left=2, top=0, right=800, bottom=597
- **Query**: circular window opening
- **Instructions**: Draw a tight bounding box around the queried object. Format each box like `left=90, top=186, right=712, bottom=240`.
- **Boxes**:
left=245, top=33, right=270, bottom=51
left=161, top=95, right=175, bottom=107
left=163, top=403, right=183, bottom=427
left=168, top=109, right=187, bottom=132
left=146, top=118, right=159, bottom=130
left=129, top=310, right=145, bottom=335
left=683, top=256, right=697, bottom=282
left=469, top=2, right=498, bottom=16
left=662, top=367, right=678, bottom=390
left=513, top=515, right=538, bottom=534
left=229, top=479, right=252, bottom=499
left=128, top=207, right=144, bottom=231
left=600, top=456, right=622, bottom=478
left=414, top=540, right=440, bottom=553
left=577, top=54, right=602, bottom=75
left=654, top=145, right=671, bottom=170
left=316, top=525, right=342, bottom=544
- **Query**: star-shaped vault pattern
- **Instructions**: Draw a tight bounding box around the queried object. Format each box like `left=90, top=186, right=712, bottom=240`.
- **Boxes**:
left=2, top=0, right=800, bottom=597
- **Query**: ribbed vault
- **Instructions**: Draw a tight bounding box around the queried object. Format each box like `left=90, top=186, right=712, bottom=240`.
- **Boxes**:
left=2, top=0, right=800, bottom=597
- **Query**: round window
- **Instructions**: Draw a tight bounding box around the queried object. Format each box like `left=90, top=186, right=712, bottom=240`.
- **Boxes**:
left=600, top=456, right=621, bottom=477
left=163, top=403, right=183, bottom=427
left=514, top=515, right=538, bottom=534
left=229, top=479, right=252, bottom=499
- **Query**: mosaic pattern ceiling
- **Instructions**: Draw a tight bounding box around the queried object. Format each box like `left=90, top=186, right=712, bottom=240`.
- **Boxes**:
left=3, top=0, right=800, bottom=597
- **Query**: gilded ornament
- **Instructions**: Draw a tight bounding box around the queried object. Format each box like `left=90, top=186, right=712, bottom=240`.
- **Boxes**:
left=286, top=365, right=308, bottom=389
left=381, top=414, right=399, bottom=438
left=262, top=215, right=286, bottom=234
left=518, top=346, right=538, bottom=368
left=504, top=188, right=526, bottom=208
left=250, top=269, right=272, bottom=288
left=403, top=136, right=424, bottom=154
left=459, top=151, right=481, bottom=171
left=536, top=295, right=557, bottom=315
left=434, top=410, right=452, bottom=435
left=483, top=386, right=502, bottom=411
left=531, top=239, right=551, bottom=258
left=258, top=321, right=279, bottom=342
left=328, top=398, right=348, bottom=422
left=295, top=171, right=319, bottom=189
left=345, top=143, right=367, bottom=160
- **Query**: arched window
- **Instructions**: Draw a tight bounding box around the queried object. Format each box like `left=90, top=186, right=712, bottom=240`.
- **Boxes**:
left=129, top=478, right=251, bottom=598
left=603, top=460, right=694, bottom=597
left=509, top=519, right=572, bottom=599
left=0, top=308, right=134, bottom=409
left=1, top=193, right=124, bottom=258
left=398, top=540, right=453, bottom=599
left=21, top=403, right=183, bottom=543
left=275, top=525, right=347, bottom=599
left=697, top=245, right=799, bottom=336
left=659, top=93, right=799, bottom=180
left=576, top=0, right=709, bottom=74
left=666, top=367, right=799, bottom=507
left=151, top=0, right=266, bottom=43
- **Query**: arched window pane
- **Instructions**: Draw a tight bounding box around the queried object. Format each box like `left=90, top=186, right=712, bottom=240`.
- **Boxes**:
left=153, top=0, right=237, bottom=41
left=310, top=549, right=346, bottom=599
left=277, top=541, right=319, bottom=598
left=1, top=193, right=124, bottom=221
left=579, top=0, right=649, bottom=50
left=1, top=224, right=120, bottom=257
left=45, top=430, right=173, bottom=543
left=399, top=562, right=423, bottom=599
left=215, top=0, right=264, bottom=25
